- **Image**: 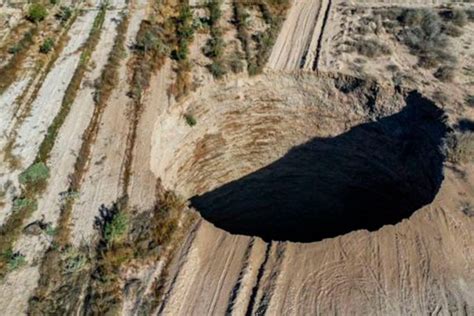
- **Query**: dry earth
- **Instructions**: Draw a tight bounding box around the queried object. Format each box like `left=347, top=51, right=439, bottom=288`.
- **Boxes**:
left=0, top=0, right=473, bottom=315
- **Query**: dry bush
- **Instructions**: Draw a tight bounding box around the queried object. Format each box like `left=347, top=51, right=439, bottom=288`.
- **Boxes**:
left=434, top=65, right=456, bottom=82
left=381, top=8, right=463, bottom=69
left=355, top=38, right=391, bottom=57
left=444, top=131, right=474, bottom=164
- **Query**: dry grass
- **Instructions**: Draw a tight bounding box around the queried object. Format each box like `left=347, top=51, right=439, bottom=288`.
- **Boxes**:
left=0, top=27, right=38, bottom=93
left=444, top=131, right=474, bottom=164
left=84, top=189, right=189, bottom=314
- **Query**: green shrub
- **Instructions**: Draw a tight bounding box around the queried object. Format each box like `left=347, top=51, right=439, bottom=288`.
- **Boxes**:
left=27, top=3, right=48, bottom=23
left=12, top=198, right=36, bottom=212
left=40, top=37, right=54, bottom=54
left=19, top=162, right=50, bottom=186
left=202, top=36, right=225, bottom=59
left=171, top=4, right=195, bottom=62
left=2, top=249, right=26, bottom=271
left=55, top=6, right=72, bottom=23
left=184, top=113, right=196, bottom=126
left=207, top=61, right=227, bottom=78
left=207, top=0, right=222, bottom=27
left=62, top=247, right=89, bottom=273
left=104, top=212, right=128, bottom=243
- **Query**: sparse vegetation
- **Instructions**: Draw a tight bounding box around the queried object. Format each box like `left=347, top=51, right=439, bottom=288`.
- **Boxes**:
left=130, top=20, right=170, bottom=100
left=167, top=3, right=196, bottom=99
left=375, top=8, right=468, bottom=81
left=444, top=131, right=474, bottom=164
left=0, top=28, right=37, bottom=92
left=171, top=5, right=195, bottom=62
left=233, top=0, right=288, bottom=75
left=27, top=3, right=48, bottom=23
left=85, top=190, right=188, bottom=314
left=28, top=11, right=133, bottom=314
left=202, top=0, right=228, bottom=79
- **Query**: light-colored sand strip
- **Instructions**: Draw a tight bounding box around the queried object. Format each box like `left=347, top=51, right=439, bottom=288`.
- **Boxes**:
left=0, top=11, right=121, bottom=316
left=302, top=0, right=331, bottom=71
left=0, top=76, right=31, bottom=137
left=70, top=0, right=148, bottom=246
left=127, top=61, right=172, bottom=212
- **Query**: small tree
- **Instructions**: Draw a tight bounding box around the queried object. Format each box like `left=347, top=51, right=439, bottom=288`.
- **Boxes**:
left=27, top=3, right=48, bottom=23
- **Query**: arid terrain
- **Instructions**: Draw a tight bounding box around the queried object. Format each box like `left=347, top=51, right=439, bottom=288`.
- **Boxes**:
left=0, top=0, right=473, bottom=314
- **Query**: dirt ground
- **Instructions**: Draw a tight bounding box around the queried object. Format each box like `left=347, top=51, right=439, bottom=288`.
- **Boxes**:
left=0, top=0, right=473, bottom=314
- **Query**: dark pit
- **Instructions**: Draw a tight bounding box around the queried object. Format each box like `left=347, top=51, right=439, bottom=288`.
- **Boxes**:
left=190, top=92, right=448, bottom=242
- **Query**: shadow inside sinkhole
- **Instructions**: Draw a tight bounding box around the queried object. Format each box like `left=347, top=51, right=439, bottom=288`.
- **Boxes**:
left=190, top=91, right=448, bottom=242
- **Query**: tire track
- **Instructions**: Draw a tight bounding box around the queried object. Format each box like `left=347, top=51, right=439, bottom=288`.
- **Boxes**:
left=312, top=0, right=331, bottom=71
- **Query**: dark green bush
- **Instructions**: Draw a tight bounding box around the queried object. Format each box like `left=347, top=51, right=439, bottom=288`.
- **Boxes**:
left=171, top=5, right=194, bottom=62
left=202, top=36, right=225, bottom=59
left=40, top=37, right=54, bottom=54
left=184, top=113, right=197, bottom=126
left=27, top=3, right=48, bottom=23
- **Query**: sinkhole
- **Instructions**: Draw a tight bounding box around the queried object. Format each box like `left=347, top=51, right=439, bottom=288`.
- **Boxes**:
left=152, top=74, right=448, bottom=242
